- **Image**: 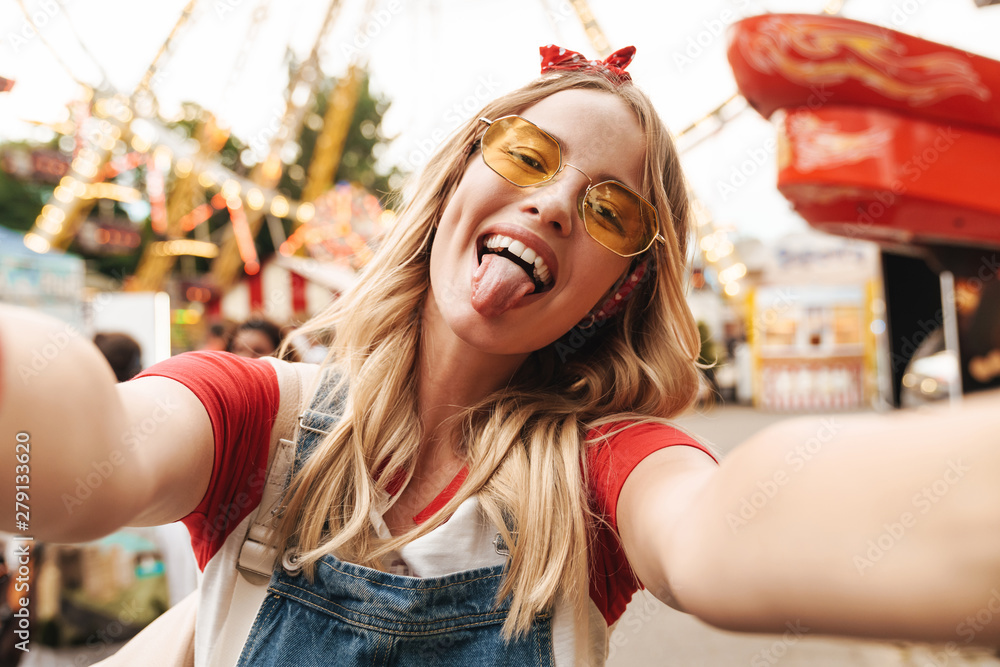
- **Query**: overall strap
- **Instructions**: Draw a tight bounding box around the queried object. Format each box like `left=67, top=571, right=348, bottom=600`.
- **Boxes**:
left=236, top=363, right=344, bottom=578
left=294, top=366, right=348, bottom=471
left=205, top=361, right=343, bottom=667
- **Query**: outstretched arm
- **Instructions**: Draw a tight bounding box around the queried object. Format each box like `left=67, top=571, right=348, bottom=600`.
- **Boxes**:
left=0, top=305, right=214, bottom=542
left=617, top=394, right=1000, bottom=645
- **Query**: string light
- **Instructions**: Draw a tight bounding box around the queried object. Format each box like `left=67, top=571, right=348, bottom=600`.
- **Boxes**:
left=153, top=145, right=172, bottom=171
left=53, top=186, right=74, bottom=203
left=175, top=157, right=194, bottom=177
left=131, top=135, right=151, bottom=152
left=197, top=171, right=216, bottom=188
left=81, top=183, right=142, bottom=202
left=24, top=233, right=51, bottom=254
left=36, top=215, right=63, bottom=234
left=151, top=239, right=219, bottom=257
left=221, top=178, right=241, bottom=200
left=295, top=202, right=315, bottom=223
left=719, top=263, right=747, bottom=284
left=270, top=195, right=290, bottom=218
left=246, top=188, right=265, bottom=210
left=72, top=159, right=99, bottom=179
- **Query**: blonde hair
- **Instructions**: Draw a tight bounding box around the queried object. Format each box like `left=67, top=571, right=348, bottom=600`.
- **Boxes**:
left=277, top=70, right=701, bottom=641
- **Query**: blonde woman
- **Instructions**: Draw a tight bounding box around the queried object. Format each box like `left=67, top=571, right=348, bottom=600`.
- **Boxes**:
left=3, top=46, right=1000, bottom=665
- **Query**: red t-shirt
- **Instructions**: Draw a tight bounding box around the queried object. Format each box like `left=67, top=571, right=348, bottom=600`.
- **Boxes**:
left=136, top=351, right=716, bottom=625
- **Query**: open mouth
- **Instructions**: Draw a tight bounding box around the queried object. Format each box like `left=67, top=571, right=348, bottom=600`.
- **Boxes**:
left=477, top=233, right=554, bottom=293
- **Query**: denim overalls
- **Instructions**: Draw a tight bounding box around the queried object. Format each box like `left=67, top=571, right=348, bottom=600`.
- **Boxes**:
left=235, top=372, right=556, bottom=666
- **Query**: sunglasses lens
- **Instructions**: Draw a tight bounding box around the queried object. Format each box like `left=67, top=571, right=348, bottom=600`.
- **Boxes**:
left=583, top=182, right=658, bottom=256
left=480, top=116, right=660, bottom=257
left=481, top=117, right=561, bottom=186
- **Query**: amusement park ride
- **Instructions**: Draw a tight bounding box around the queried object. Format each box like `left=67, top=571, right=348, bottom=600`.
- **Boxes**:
left=727, top=10, right=1000, bottom=406
left=12, top=0, right=673, bottom=321
left=16, top=0, right=379, bottom=302
left=8, top=0, right=999, bottom=408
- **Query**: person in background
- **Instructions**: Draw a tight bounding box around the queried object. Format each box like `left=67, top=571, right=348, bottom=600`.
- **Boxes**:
left=93, top=332, right=143, bottom=383
left=226, top=318, right=283, bottom=359
left=199, top=323, right=231, bottom=353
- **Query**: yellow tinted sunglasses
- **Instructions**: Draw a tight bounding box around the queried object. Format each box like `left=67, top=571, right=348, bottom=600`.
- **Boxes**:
left=478, top=115, right=664, bottom=257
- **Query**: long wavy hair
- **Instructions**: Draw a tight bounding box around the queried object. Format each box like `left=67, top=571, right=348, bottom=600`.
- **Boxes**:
left=276, top=69, right=702, bottom=642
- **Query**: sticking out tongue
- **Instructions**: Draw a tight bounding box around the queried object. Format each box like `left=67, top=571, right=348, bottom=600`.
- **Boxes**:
left=471, top=253, right=536, bottom=317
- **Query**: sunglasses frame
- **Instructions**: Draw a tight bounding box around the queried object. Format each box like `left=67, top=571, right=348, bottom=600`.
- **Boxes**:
left=477, top=115, right=666, bottom=258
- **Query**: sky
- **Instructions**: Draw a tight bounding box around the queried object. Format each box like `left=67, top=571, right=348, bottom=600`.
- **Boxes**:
left=2, top=0, right=999, bottom=242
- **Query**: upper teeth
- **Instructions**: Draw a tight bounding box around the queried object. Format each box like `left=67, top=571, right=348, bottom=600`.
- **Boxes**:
left=483, top=234, right=552, bottom=284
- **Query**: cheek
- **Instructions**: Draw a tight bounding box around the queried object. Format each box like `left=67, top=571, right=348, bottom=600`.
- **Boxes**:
left=572, top=246, right=631, bottom=306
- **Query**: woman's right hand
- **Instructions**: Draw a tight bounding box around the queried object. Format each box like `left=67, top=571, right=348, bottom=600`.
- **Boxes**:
left=0, top=305, right=214, bottom=543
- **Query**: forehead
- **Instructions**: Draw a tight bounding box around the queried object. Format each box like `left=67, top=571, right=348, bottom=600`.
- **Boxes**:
left=517, top=89, right=646, bottom=186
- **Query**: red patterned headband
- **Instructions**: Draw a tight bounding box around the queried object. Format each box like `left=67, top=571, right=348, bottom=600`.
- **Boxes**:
left=539, top=44, right=636, bottom=83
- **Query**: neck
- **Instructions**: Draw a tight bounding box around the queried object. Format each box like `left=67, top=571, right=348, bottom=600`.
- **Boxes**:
left=416, top=297, right=528, bottom=451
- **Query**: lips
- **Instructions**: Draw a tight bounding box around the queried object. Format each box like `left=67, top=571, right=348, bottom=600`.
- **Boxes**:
left=475, top=227, right=558, bottom=293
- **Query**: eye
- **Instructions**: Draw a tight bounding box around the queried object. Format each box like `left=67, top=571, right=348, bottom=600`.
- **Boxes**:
left=587, top=198, right=626, bottom=234
left=502, top=145, right=550, bottom=175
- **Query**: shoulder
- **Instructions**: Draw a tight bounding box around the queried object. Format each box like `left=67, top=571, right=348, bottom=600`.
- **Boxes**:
left=585, top=419, right=717, bottom=528
left=584, top=419, right=717, bottom=625
left=138, top=350, right=276, bottom=385
left=136, top=351, right=321, bottom=399
left=586, top=419, right=717, bottom=474
left=134, top=351, right=322, bottom=430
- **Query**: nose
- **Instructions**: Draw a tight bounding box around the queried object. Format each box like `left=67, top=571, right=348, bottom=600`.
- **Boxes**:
left=521, top=167, right=590, bottom=237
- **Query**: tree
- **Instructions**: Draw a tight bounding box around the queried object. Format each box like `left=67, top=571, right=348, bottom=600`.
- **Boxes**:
left=277, top=70, right=401, bottom=203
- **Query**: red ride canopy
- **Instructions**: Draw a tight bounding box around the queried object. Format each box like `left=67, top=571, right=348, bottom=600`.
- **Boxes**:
left=728, top=13, right=1000, bottom=248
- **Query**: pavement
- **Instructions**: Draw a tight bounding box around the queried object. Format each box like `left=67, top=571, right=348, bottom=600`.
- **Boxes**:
left=605, top=403, right=1000, bottom=667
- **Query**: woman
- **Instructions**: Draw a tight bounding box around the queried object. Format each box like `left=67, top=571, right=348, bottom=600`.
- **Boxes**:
left=3, top=46, right=1000, bottom=665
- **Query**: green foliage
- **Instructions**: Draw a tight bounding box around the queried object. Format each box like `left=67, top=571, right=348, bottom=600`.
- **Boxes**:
left=697, top=320, right=720, bottom=366
left=0, top=164, right=46, bottom=232
left=278, top=71, right=400, bottom=203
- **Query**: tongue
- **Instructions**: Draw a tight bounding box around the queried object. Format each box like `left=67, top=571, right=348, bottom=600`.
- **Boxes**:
left=471, top=253, right=536, bottom=317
